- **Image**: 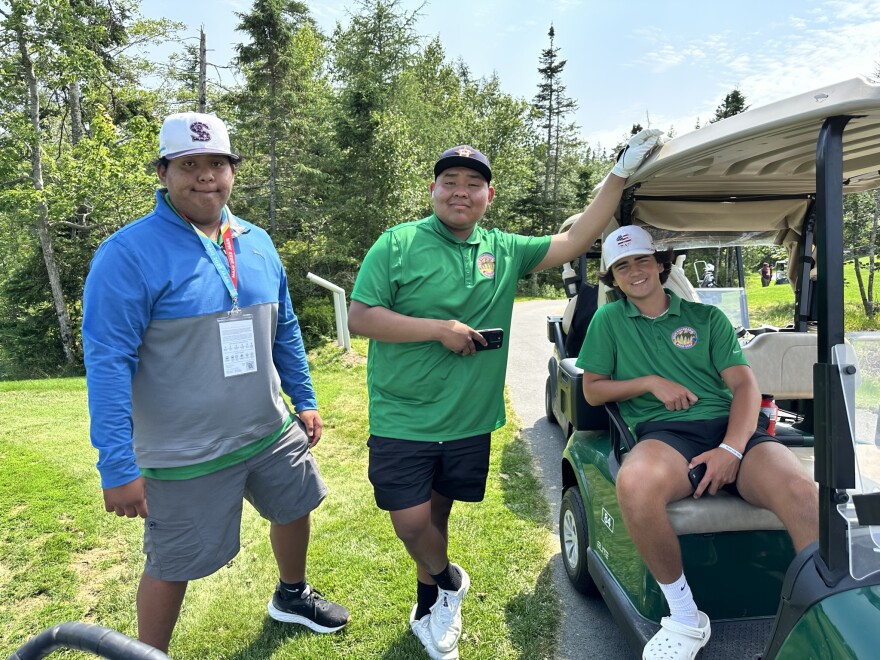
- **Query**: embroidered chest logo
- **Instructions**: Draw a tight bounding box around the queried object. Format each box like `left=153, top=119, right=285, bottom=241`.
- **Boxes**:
left=189, top=121, right=212, bottom=142
left=671, top=326, right=698, bottom=349
left=477, top=252, right=496, bottom=278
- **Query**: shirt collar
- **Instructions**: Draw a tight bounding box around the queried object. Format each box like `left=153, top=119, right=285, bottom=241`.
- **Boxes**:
left=623, top=288, right=682, bottom=318
left=427, top=213, right=483, bottom=245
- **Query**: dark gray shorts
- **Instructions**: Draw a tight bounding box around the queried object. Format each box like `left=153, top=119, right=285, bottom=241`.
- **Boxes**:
left=142, top=418, right=327, bottom=581
left=367, top=434, right=491, bottom=511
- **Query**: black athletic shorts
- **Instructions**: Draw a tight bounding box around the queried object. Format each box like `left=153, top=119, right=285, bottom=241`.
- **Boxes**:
left=367, top=433, right=491, bottom=511
left=634, top=415, right=780, bottom=495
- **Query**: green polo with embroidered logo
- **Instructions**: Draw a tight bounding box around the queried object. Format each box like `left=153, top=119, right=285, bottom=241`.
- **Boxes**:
left=351, top=213, right=550, bottom=441
left=576, top=290, right=749, bottom=430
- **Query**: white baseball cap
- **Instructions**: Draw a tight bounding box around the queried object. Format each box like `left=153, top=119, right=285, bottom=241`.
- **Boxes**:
left=158, top=112, right=240, bottom=161
left=603, top=225, right=656, bottom=269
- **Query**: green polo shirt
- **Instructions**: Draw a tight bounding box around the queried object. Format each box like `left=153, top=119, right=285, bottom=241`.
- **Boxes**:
left=352, top=214, right=551, bottom=441
left=576, top=290, right=748, bottom=430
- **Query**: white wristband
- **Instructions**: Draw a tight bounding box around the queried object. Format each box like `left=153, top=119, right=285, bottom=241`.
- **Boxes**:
left=719, top=443, right=743, bottom=460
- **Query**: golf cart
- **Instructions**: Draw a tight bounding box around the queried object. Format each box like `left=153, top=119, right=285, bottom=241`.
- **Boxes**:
left=775, top=259, right=791, bottom=285
left=547, top=77, right=880, bottom=658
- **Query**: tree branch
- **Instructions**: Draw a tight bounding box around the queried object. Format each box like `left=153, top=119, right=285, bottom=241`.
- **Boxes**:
left=49, top=220, right=99, bottom=231
left=0, top=176, right=29, bottom=188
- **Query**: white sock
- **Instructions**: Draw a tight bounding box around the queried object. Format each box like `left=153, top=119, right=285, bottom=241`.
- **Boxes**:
left=658, top=574, right=700, bottom=627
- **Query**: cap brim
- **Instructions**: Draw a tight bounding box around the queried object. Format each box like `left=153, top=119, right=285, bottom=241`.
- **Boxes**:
left=434, top=157, right=492, bottom=183
left=162, top=148, right=241, bottom=162
left=605, top=248, right=655, bottom=269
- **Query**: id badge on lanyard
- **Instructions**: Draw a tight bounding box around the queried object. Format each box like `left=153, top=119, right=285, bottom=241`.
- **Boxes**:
left=192, top=216, right=258, bottom=377
left=218, top=314, right=257, bottom=377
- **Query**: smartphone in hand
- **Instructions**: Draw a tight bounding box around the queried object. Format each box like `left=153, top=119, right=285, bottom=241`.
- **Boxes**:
left=688, top=463, right=707, bottom=491
left=474, top=328, right=504, bottom=351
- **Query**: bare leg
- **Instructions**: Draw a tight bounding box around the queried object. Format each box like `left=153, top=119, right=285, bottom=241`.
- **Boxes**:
left=136, top=573, right=187, bottom=653
left=736, top=442, right=819, bottom=552
left=616, top=440, right=694, bottom=584
left=270, top=514, right=310, bottom=584
left=390, top=491, right=455, bottom=583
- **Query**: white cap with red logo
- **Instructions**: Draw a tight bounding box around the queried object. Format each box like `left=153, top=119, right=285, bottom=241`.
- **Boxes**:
left=603, top=225, right=656, bottom=269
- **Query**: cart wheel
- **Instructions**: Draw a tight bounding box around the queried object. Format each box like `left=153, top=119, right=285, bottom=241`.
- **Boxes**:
left=560, top=488, right=599, bottom=596
left=545, top=376, right=558, bottom=424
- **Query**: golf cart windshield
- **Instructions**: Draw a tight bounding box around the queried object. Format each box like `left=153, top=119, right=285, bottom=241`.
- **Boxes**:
left=837, top=334, right=880, bottom=581
left=695, top=288, right=750, bottom=328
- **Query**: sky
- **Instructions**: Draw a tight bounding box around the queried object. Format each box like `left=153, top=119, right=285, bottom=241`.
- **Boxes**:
left=139, top=0, right=880, bottom=152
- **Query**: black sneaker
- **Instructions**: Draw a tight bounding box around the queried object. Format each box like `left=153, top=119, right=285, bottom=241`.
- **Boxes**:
left=267, top=583, right=350, bottom=633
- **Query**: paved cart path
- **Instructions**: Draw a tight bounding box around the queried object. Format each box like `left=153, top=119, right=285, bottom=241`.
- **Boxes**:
left=506, top=300, right=630, bottom=660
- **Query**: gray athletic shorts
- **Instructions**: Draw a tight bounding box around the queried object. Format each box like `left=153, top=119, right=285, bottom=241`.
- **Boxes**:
left=142, top=418, right=327, bottom=581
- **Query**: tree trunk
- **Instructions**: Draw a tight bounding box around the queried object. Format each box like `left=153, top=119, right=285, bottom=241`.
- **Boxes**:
left=198, top=28, right=207, bottom=113
left=69, top=81, right=83, bottom=145
left=19, top=27, right=77, bottom=365
left=269, top=130, right=278, bottom=234
left=868, top=191, right=880, bottom=317
left=552, top=111, right=561, bottom=229
left=854, top=253, right=870, bottom=317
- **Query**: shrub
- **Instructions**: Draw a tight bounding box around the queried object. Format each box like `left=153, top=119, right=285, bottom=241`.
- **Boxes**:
left=295, top=298, right=337, bottom=350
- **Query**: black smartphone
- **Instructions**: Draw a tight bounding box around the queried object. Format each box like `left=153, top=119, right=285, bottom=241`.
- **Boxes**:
left=474, top=328, right=504, bottom=351
left=688, top=463, right=707, bottom=491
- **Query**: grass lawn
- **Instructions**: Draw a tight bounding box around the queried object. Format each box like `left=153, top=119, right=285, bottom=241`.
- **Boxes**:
left=0, top=338, right=559, bottom=659
left=723, top=263, right=880, bottom=332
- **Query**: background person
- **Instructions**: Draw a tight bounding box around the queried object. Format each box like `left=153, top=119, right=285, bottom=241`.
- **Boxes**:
left=348, top=131, right=663, bottom=659
left=760, top=261, right=772, bottom=286
left=82, top=112, right=349, bottom=653
left=578, top=226, right=818, bottom=660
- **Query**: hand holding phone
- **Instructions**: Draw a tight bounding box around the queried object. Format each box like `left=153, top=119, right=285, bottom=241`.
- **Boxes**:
left=474, top=328, right=504, bottom=351
left=688, top=463, right=707, bottom=491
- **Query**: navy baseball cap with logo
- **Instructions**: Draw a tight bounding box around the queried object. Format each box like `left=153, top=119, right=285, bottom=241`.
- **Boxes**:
left=433, top=145, right=492, bottom=183
left=158, top=112, right=240, bottom=163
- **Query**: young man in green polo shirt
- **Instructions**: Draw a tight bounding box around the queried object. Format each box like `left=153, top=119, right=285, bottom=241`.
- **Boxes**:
left=577, top=225, right=818, bottom=660
left=348, top=133, right=663, bottom=659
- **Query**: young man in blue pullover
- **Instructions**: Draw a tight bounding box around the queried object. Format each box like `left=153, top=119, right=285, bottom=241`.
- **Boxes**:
left=82, top=112, right=349, bottom=652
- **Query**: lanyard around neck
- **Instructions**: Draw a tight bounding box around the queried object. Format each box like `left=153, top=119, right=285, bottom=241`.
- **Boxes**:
left=188, top=211, right=240, bottom=312
left=163, top=194, right=241, bottom=312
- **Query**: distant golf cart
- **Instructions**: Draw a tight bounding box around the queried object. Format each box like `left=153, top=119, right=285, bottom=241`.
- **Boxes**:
left=775, top=259, right=790, bottom=285
left=545, top=77, right=880, bottom=658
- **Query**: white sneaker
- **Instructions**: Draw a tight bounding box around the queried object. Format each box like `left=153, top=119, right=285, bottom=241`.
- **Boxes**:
left=429, top=563, right=470, bottom=653
left=410, top=605, right=459, bottom=660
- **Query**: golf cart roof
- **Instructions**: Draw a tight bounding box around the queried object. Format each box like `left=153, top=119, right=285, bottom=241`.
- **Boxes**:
left=615, top=77, right=880, bottom=243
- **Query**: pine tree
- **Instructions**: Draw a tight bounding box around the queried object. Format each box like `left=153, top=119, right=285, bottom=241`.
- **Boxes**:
left=232, top=0, right=328, bottom=236
left=533, top=25, right=578, bottom=235
left=710, top=88, right=749, bottom=123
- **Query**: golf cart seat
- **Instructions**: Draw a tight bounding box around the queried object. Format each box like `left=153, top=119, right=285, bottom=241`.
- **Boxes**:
left=665, top=263, right=701, bottom=303
left=561, top=282, right=598, bottom=358
left=606, top=401, right=815, bottom=535
left=742, top=331, right=818, bottom=400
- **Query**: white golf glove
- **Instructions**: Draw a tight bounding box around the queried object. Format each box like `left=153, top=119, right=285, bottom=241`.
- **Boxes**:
left=610, top=128, right=664, bottom=179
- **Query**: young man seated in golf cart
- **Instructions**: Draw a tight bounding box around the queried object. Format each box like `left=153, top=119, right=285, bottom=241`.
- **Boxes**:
left=576, top=225, right=819, bottom=660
